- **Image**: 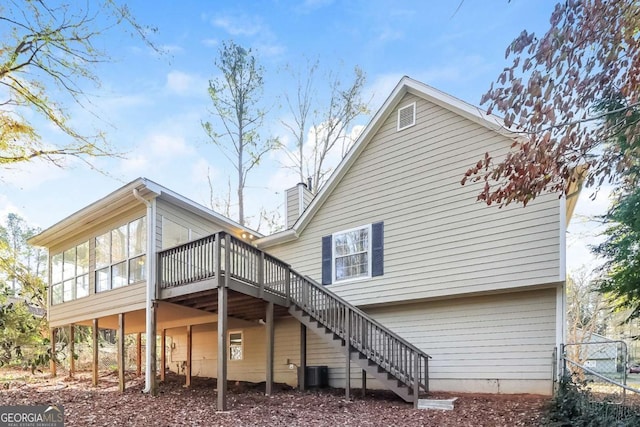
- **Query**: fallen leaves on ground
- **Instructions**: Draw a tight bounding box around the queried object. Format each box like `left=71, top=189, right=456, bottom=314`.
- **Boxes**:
left=0, top=369, right=549, bottom=426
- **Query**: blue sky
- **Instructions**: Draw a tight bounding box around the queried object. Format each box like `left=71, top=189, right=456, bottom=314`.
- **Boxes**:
left=0, top=0, right=606, bottom=273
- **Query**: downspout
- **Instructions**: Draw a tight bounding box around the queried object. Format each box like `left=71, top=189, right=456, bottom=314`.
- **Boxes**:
left=133, top=188, right=156, bottom=394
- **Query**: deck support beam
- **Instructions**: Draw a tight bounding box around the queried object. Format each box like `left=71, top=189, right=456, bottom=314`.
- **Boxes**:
left=160, top=328, right=166, bottom=382
left=50, top=328, right=56, bottom=377
left=299, top=324, right=306, bottom=391
left=92, top=319, right=99, bottom=386
left=186, top=325, right=192, bottom=387
left=118, top=313, right=125, bottom=392
left=69, top=325, right=75, bottom=378
left=345, top=309, right=351, bottom=400
left=136, top=332, right=142, bottom=377
left=265, top=302, right=274, bottom=396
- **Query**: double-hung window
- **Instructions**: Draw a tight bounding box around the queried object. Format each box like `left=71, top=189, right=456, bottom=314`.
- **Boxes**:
left=322, top=222, right=384, bottom=285
left=333, top=225, right=371, bottom=282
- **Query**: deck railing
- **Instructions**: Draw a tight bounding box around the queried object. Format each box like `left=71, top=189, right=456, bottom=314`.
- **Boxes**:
left=158, top=232, right=430, bottom=396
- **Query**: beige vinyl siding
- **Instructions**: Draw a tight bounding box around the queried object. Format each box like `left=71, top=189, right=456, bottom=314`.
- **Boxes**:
left=274, top=288, right=556, bottom=394
left=266, top=93, right=562, bottom=306
left=48, top=206, right=147, bottom=326
left=49, top=283, right=146, bottom=327
left=167, top=320, right=300, bottom=385
left=155, top=199, right=226, bottom=252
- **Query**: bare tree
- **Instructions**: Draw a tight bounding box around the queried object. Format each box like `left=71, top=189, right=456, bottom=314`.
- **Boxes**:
left=281, top=61, right=369, bottom=193
left=566, top=270, right=610, bottom=368
left=202, top=41, right=278, bottom=225
left=0, top=0, right=157, bottom=168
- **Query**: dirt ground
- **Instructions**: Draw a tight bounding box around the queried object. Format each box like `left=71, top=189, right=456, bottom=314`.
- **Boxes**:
left=0, top=369, right=550, bottom=426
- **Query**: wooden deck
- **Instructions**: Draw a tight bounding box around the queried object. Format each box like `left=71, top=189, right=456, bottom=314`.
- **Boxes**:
left=157, top=232, right=431, bottom=409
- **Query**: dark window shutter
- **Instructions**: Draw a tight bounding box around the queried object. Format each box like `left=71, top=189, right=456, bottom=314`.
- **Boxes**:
left=321, top=235, right=332, bottom=285
left=371, top=222, right=384, bottom=277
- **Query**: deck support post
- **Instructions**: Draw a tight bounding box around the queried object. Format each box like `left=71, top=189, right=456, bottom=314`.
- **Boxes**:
left=160, top=328, right=166, bottom=382
left=136, top=332, right=142, bottom=377
left=265, top=302, right=274, bottom=396
left=92, top=319, right=99, bottom=386
left=50, top=328, right=57, bottom=377
left=361, top=370, right=367, bottom=398
left=217, top=285, right=228, bottom=410
left=345, top=308, right=351, bottom=400
left=118, top=313, right=125, bottom=392
left=299, top=324, right=306, bottom=391
left=69, top=325, right=75, bottom=378
left=186, top=325, right=192, bottom=387
left=216, top=233, right=230, bottom=411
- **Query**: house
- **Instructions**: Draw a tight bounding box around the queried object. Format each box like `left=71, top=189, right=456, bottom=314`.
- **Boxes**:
left=29, top=76, right=576, bottom=409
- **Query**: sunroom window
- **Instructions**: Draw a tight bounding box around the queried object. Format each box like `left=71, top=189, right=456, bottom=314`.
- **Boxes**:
left=51, top=241, right=89, bottom=305
left=95, top=217, right=147, bottom=293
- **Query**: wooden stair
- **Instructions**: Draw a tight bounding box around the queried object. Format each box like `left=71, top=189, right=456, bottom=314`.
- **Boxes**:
left=158, top=232, right=431, bottom=405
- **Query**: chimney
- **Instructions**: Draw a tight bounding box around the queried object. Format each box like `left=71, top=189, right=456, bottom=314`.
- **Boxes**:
left=285, top=182, right=314, bottom=228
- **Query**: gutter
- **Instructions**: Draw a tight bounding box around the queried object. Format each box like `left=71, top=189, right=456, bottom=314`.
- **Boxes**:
left=133, top=188, right=156, bottom=394
left=255, top=228, right=297, bottom=248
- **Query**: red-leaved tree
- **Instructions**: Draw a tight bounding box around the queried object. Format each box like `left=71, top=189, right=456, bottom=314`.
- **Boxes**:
left=463, top=0, right=640, bottom=206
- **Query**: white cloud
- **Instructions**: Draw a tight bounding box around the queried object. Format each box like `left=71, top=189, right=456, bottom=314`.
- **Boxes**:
left=212, top=15, right=263, bottom=36
left=365, top=73, right=405, bottom=111
left=148, top=133, right=195, bottom=158
left=201, top=38, right=218, bottom=47
left=0, top=194, right=20, bottom=220
left=378, top=28, right=404, bottom=42
left=0, top=158, right=69, bottom=190
left=190, top=158, right=218, bottom=184
left=165, top=71, right=209, bottom=97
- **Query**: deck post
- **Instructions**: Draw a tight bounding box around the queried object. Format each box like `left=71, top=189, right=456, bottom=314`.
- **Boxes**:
left=118, top=313, right=125, bottom=392
left=345, top=308, right=351, bottom=400
left=217, top=234, right=230, bottom=411
left=361, top=370, right=366, bottom=398
left=69, top=325, right=75, bottom=378
left=49, top=328, right=56, bottom=377
left=265, top=302, right=274, bottom=396
left=299, top=324, right=306, bottom=390
left=258, top=252, right=265, bottom=299
left=92, top=319, right=99, bottom=386
left=186, top=325, right=192, bottom=387
left=136, top=332, right=142, bottom=377
left=413, top=352, right=420, bottom=409
left=160, top=328, right=166, bottom=382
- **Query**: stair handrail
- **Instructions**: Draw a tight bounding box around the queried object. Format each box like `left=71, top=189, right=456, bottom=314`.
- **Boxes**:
left=290, top=268, right=431, bottom=360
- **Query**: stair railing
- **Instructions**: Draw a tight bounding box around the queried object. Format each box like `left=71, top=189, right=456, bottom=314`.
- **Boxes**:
left=158, top=232, right=430, bottom=395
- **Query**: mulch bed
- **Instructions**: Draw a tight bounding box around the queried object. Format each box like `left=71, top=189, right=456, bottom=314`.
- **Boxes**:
left=0, top=369, right=550, bottom=426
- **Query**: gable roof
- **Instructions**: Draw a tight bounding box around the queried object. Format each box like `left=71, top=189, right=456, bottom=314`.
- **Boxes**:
left=29, top=177, right=261, bottom=248
left=256, top=76, right=515, bottom=247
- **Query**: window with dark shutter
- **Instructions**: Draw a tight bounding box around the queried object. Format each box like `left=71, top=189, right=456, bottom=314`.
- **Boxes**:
left=323, top=222, right=384, bottom=284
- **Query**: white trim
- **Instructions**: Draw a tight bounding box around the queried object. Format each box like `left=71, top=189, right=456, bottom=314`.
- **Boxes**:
left=397, top=102, right=416, bottom=131
left=298, top=184, right=305, bottom=217
left=559, top=196, right=567, bottom=281
left=228, top=330, right=244, bottom=361
left=284, top=188, right=290, bottom=229
left=331, top=224, right=372, bottom=284
left=555, top=283, right=566, bottom=380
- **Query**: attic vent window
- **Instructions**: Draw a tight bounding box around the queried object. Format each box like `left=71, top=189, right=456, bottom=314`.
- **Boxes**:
left=397, top=102, right=416, bottom=131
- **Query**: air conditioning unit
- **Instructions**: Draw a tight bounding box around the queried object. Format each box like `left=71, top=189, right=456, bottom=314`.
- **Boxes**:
left=300, top=365, right=328, bottom=388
